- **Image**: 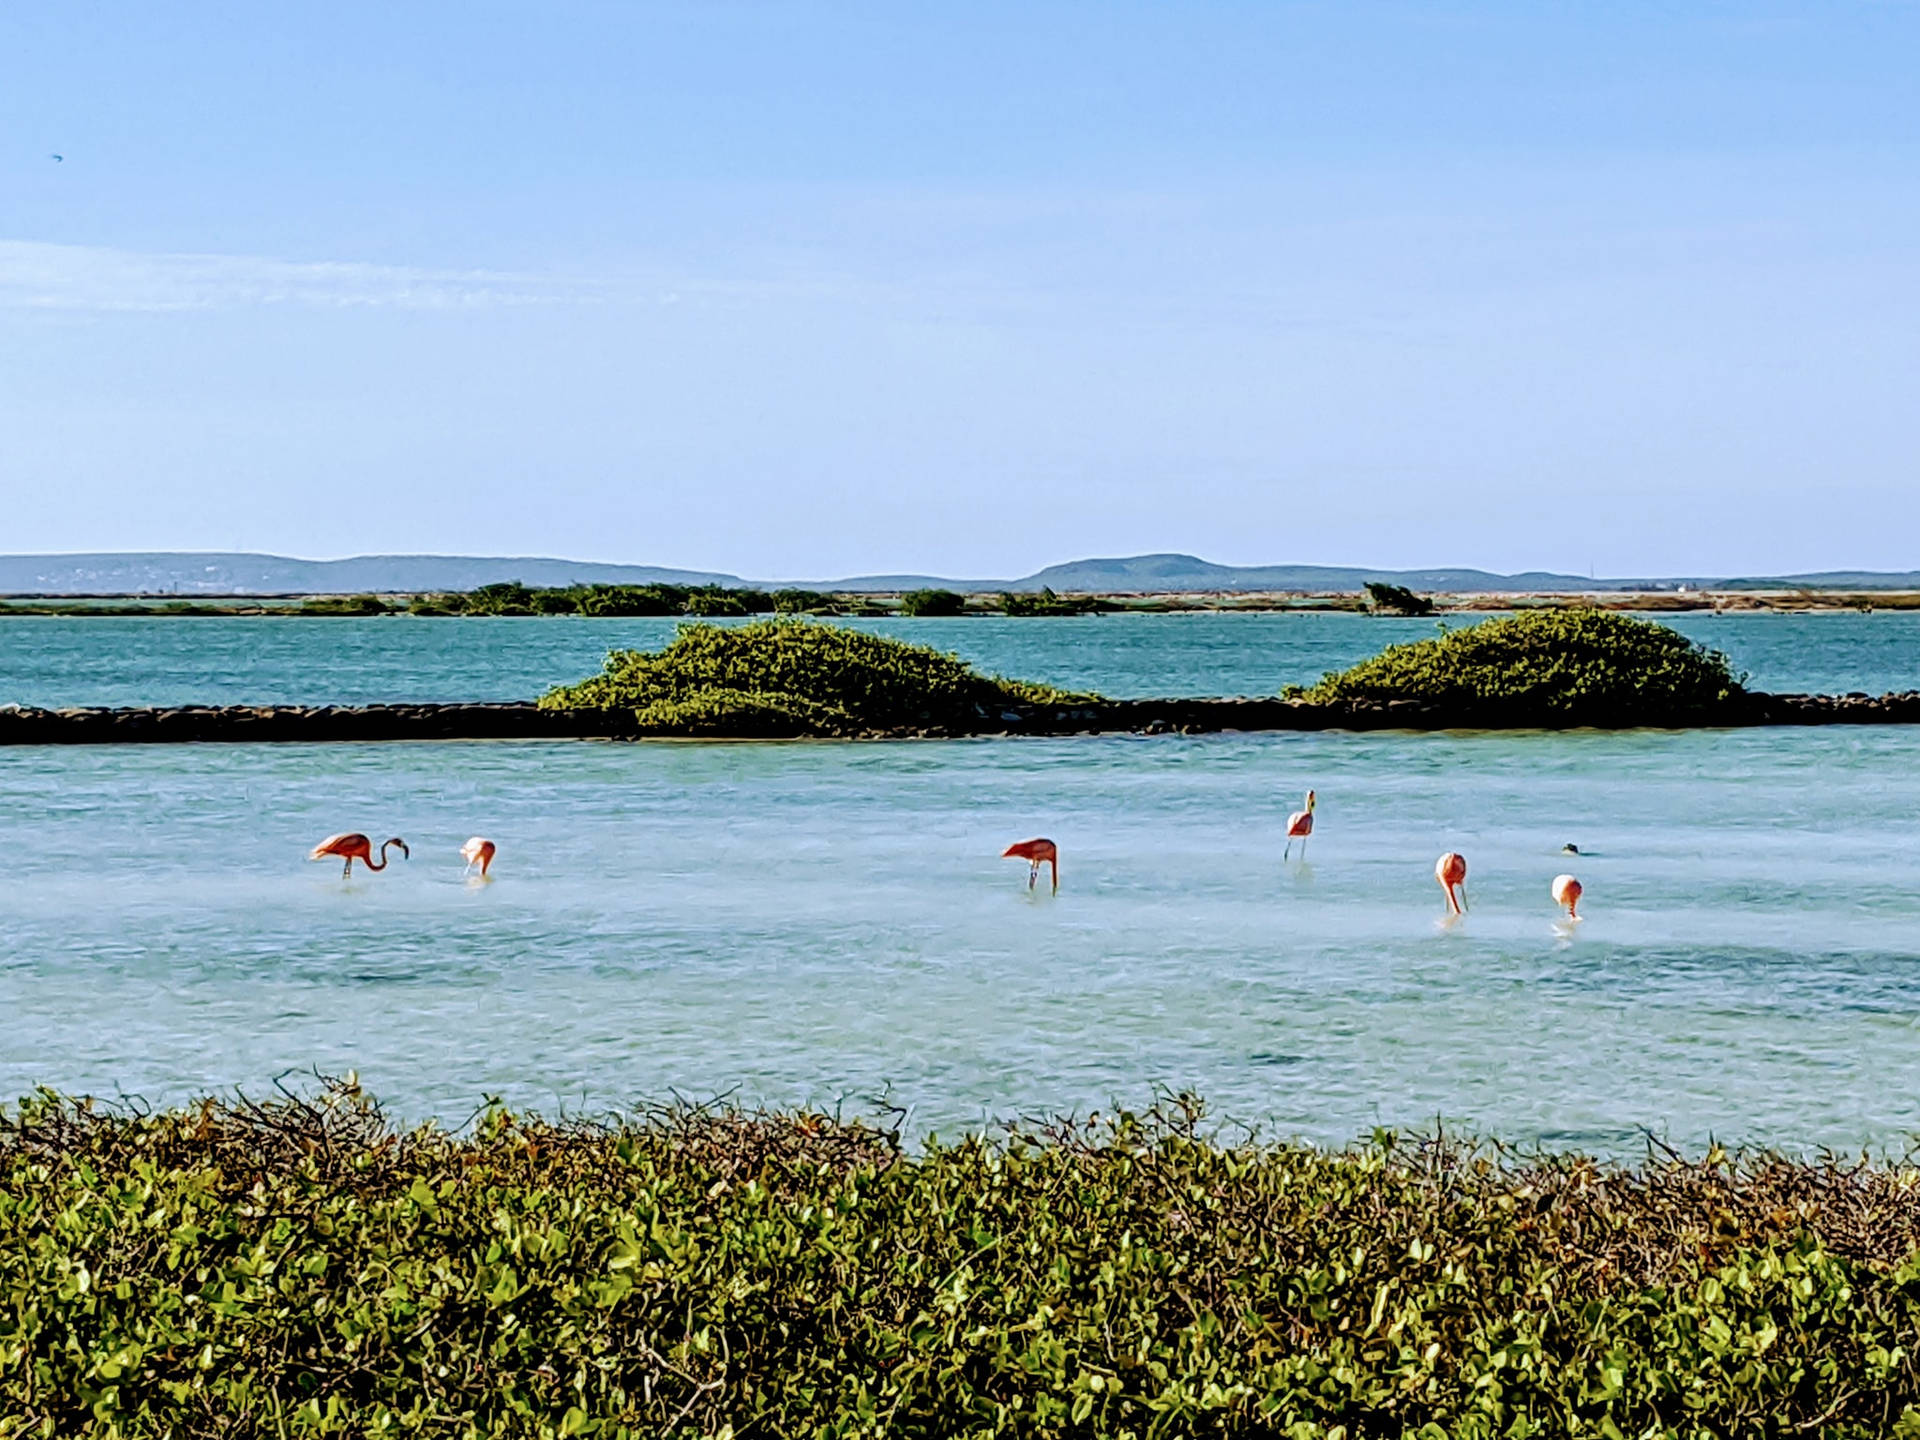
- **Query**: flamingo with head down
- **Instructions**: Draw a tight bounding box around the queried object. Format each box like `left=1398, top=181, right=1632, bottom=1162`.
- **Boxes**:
left=1435, top=851, right=1468, bottom=916
left=1003, top=838, right=1058, bottom=893
left=1552, top=873, right=1583, bottom=919
left=461, top=836, right=497, bottom=877
left=310, top=833, right=409, bottom=878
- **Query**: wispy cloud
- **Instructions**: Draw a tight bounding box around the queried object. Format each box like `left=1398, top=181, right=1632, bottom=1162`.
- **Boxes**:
left=0, top=240, right=617, bottom=312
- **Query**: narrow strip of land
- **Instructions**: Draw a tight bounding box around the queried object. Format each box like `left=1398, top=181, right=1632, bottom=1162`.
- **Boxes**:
left=3, top=691, right=1918, bottom=744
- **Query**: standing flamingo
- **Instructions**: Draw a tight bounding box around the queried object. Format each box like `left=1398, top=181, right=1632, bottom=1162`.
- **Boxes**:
left=460, top=836, right=497, bottom=877
left=309, top=833, right=409, bottom=878
left=1551, top=873, right=1583, bottom=919
left=1283, top=789, right=1317, bottom=859
left=1435, top=851, right=1468, bottom=916
left=1003, top=838, right=1059, bottom=893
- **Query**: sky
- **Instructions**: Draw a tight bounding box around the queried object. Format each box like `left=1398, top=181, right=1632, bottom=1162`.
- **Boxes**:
left=2, top=2, right=1917, bottom=580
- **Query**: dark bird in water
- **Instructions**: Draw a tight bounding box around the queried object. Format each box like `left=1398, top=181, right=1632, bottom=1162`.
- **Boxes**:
left=1562, top=843, right=1580, bottom=855
left=49, top=154, right=62, bottom=162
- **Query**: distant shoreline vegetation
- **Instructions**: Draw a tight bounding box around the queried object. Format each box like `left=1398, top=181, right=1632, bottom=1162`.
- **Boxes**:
left=6, top=582, right=1920, bottom=616
left=9, top=1081, right=1920, bottom=1436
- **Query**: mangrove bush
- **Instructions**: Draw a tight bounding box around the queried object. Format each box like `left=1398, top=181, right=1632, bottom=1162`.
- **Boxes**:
left=900, top=588, right=968, bottom=617
left=1297, top=609, right=1744, bottom=720
left=1362, top=581, right=1435, bottom=617
left=6, top=1083, right=1920, bottom=1437
left=539, top=619, right=1089, bottom=736
left=411, top=583, right=777, bottom=618
left=1000, top=587, right=1106, bottom=617
left=297, top=593, right=396, bottom=616
left=771, top=588, right=833, bottom=614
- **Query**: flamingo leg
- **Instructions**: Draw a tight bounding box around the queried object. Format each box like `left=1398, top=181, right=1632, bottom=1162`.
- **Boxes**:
left=1028, top=860, right=1039, bottom=891
left=342, top=856, right=352, bottom=879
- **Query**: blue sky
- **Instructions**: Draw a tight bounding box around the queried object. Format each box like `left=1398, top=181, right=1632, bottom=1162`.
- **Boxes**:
left=2, top=2, right=1916, bottom=579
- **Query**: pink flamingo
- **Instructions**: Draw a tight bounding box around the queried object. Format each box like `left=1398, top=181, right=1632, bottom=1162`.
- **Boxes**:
left=1551, top=873, right=1583, bottom=919
left=1283, top=789, right=1316, bottom=859
left=309, top=833, right=409, bottom=878
left=1003, top=838, right=1059, bottom=893
left=461, top=836, right=498, bottom=877
left=1435, top=851, right=1468, bottom=916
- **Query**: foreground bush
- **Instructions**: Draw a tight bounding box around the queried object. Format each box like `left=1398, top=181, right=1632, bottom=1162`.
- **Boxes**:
left=539, top=620, right=1088, bottom=736
left=1296, top=609, right=1744, bottom=719
left=5, top=1085, right=1920, bottom=1438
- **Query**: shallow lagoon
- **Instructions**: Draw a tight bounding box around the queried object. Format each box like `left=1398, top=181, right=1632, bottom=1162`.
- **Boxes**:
left=5, top=722, right=1920, bottom=1152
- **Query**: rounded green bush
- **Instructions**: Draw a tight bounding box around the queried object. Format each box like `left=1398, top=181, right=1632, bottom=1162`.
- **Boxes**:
left=631, top=687, right=855, bottom=737
left=541, top=619, right=1090, bottom=736
left=1299, top=608, right=1744, bottom=718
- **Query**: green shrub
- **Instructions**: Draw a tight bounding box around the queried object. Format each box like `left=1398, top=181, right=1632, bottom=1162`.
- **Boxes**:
left=540, top=619, right=1090, bottom=735
left=1298, top=609, right=1744, bottom=718
left=413, top=584, right=778, bottom=618
left=1001, top=586, right=1105, bottom=616
left=900, top=587, right=968, bottom=617
left=574, top=584, right=687, bottom=617
left=1363, top=580, right=1435, bottom=616
left=676, top=587, right=775, bottom=617
left=682, top=588, right=748, bottom=617
left=460, top=581, right=536, bottom=616
left=6, top=1083, right=1920, bottom=1438
left=298, top=593, right=394, bottom=616
left=771, top=588, right=832, bottom=614
left=632, top=687, right=855, bottom=736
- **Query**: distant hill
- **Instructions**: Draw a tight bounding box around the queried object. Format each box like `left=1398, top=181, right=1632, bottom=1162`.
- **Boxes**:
left=0, top=550, right=1914, bottom=596
left=0, top=553, right=744, bottom=595
left=1007, top=554, right=1632, bottom=594
left=1714, top=570, right=1920, bottom=592
left=789, top=556, right=1662, bottom=593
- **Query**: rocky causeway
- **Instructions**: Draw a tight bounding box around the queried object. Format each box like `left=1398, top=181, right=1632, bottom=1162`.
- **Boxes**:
left=2, top=691, right=1919, bottom=743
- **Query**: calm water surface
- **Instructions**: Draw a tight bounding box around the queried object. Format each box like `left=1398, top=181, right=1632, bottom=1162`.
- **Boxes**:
left=5, top=724, right=1920, bottom=1152
left=5, top=610, right=1920, bottom=705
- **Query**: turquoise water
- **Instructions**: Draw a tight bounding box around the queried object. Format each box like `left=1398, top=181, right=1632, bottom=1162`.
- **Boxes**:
left=4, top=610, right=1920, bottom=706
left=4, top=614, right=1920, bottom=1150
left=5, top=718, right=1920, bottom=1151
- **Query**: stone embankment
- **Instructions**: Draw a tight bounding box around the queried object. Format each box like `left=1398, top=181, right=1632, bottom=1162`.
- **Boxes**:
left=2, top=691, right=1920, bottom=744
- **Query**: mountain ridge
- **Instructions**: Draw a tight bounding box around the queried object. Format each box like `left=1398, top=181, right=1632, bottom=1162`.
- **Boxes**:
left=1, top=550, right=1916, bottom=596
